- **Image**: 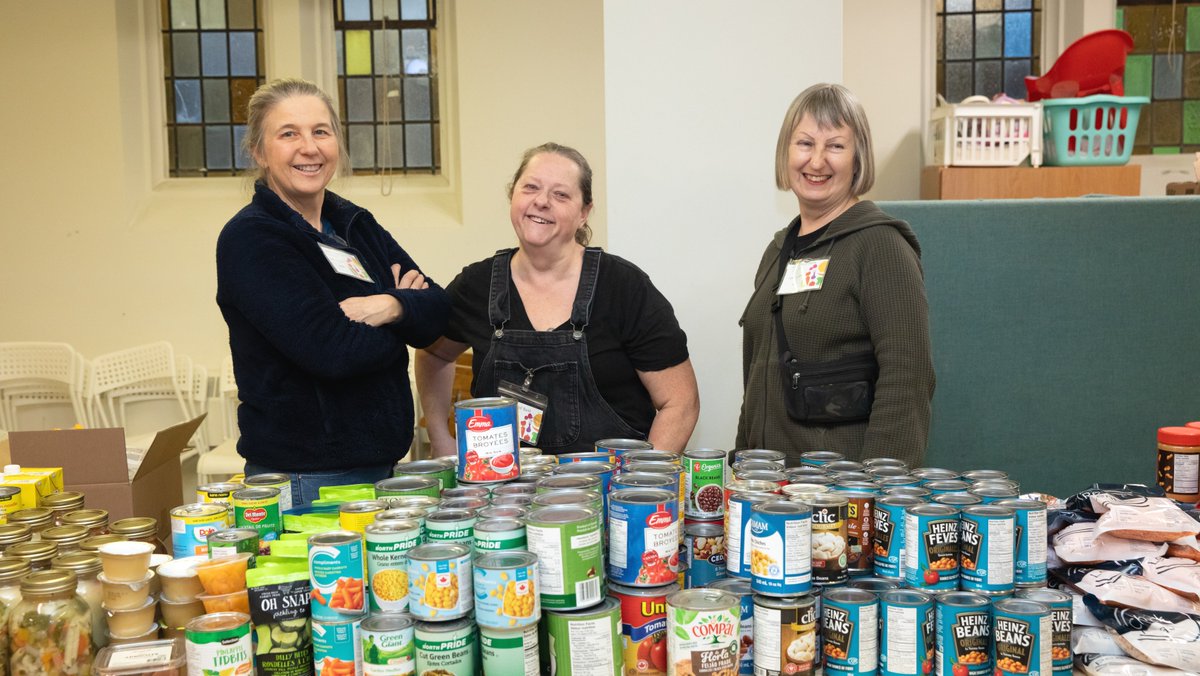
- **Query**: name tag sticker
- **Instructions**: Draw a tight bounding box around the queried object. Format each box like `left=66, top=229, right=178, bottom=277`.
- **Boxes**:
left=777, top=257, right=829, bottom=295
left=319, top=243, right=374, bottom=282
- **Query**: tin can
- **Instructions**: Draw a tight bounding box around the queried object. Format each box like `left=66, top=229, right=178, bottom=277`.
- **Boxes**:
left=384, top=494, right=440, bottom=511
left=874, top=476, right=922, bottom=489
left=1014, top=588, right=1072, bottom=674
left=924, top=480, right=971, bottom=496
left=407, top=542, right=472, bottom=621
left=753, top=593, right=818, bottom=676
left=724, top=480, right=779, bottom=511
left=932, top=493, right=982, bottom=509
left=531, top=488, right=603, bottom=515
left=801, top=451, right=844, bottom=467
left=525, top=504, right=605, bottom=610
left=425, top=509, right=477, bottom=545
left=623, top=461, right=685, bottom=508
left=558, top=451, right=615, bottom=464
left=995, top=499, right=1048, bottom=588
left=169, top=503, right=226, bottom=559
left=959, top=505, right=1015, bottom=595
left=473, top=517, right=526, bottom=553
left=609, top=582, right=672, bottom=675
left=787, top=466, right=831, bottom=480
left=683, top=449, right=727, bottom=519
left=377, top=507, right=429, bottom=541
left=733, top=460, right=786, bottom=476
left=612, top=472, right=676, bottom=493
left=883, top=486, right=931, bottom=499
left=308, top=530, right=366, bottom=621
left=339, top=500, right=386, bottom=534
left=185, top=612, right=253, bottom=676
left=685, top=522, right=726, bottom=588
left=440, top=485, right=488, bottom=500
left=668, top=588, right=741, bottom=676
left=967, top=485, right=1019, bottom=504
left=374, top=476, right=441, bottom=500
left=737, top=470, right=788, bottom=487
left=196, top=481, right=242, bottom=525
left=807, top=494, right=849, bottom=587
left=242, top=473, right=294, bottom=512
left=879, top=589, right=935, bottom=676
left=726, top=491, right=776, bottom=579
left=542, top=596, right=623, bottom=675
left=480, top=625, right=539, bottom=676
left=365, top=519, right=421, bottom=612
left=822, top=588, right=879, bottom=675
left=903, top=504, right=959, bottom=591
left=623, top=450, right=682, bottom=466
left=475, top=551, right=540, bottom=629
left=781, top=483, right=830, bottom=499
left=477, top=505, right=527, bottom=521
left=992, top=598, right=1051, bottom=676
left=873, top=496, right=921, bottom=581
left=493, top=483, right=536, bottom=497
left=848, top=577, right=902, bottom=595
left=455, top=397, right=519, bottom=483
left=912, top=468, right=960, bottom=482
left=748, top=501, right=812, bottom=596
left=207, top=527, right=260, bottom=560
left=609, top=488, right=680, bottom=586
left=864, top=465, right=910, bottom=479
left=597, top=438, right=654, bottom=467
left=536, top=474, right=602, bottom=494
left=842, top=491, right=875, bottom=576
left=961, top=469, right=1008, bottom=483
left=735, top=449, right=786, bottom=465
left=313, top=618, right=363, bottom=675
left=415, top=617, right=478, bottom=676
left=553, top=461, right=617, bottom=514
left=233, top=486, right=282, bottom=541
left=360, top=612, right=415, bottom=676
left=440, top=497, right=488, bottom=514
left=862, top=458, right=908, bottom=470
left=936, top=591, right=992, bottom=676
left=706, top=578, right=754, bottom=675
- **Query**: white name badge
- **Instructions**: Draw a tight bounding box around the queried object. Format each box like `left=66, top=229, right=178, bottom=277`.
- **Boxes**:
left=777, top=257, right=829, bottom=295
left=318, top=243, right=374, bottom=282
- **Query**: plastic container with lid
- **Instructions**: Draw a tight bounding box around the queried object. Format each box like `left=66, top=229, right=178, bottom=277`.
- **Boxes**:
left=52, top=552, right=109, bottom=648
left=41, top=524, right=90, bottom=555
left=41, top=491, right=86, bottom=525
left=62, top=508, right=110, bottom=536
left=5, top=540, right=59, bottom=571
left=8, top=508, right=54, bottom=540
left=0, top=523, right=33, bottom=552
left=1158, top=426, right=1200, bottom=502
left=9, top=570, right=93, bottom=672
left=94, top=637, right=186, bottom=675
left=0, top=558, right=32, bottom=671
left=109, top=517, right=166, bottom=554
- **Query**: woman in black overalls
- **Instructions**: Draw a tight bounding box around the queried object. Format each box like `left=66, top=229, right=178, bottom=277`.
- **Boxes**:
left=416, top=143, right=699, bottom=456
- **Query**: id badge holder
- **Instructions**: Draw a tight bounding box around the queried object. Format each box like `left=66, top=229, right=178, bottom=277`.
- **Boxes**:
left=498, top=378, right=549, bottom=446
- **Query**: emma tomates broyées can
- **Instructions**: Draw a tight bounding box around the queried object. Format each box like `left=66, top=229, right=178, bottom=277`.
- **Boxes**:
left=748, top=500, right=812, bottom=596
left=958, top=505, right=1015, bottom=596
left=873, top=496, right=923, bottom=581
left=1014, top=587, right=1073, bottom=674
left=608, top=488, right=681, bottom=587
left=454, top=397, right=520, bottom=484
left=904, top=504, right=960, bottom=591
left=821, top=587, right=880, bottom=676
left=752, top=592, right=818, bottom=676
left=879, top=589, right=936, bottom=676
left=992, top=598, right=1052, bottom=676
left=667, top=588, right=742, bottom=676
left=935, top=591, right=992, bottom=676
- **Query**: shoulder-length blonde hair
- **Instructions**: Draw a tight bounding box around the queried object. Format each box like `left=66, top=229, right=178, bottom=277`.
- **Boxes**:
left=774, top=83, right=875, bottom=197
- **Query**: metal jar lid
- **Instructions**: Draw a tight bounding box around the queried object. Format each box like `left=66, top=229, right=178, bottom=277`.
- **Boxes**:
left=80, top=534, right=127, bottom=551
left=50, top=552, right=102, bottom=576
left=9, top=508, right=53, bottom=528
left=61, top=509, right=109, bottom=529
left=6, top=541, right=59, bottom=563
left=41, top=492, right=86, bottom=511
left=109, top=517, right=158, bottom=539
left=0, top=558, right=31, bottom=583
left=41, top=525, right=90, bottom=546
left=20, top=569, right=77, bottom=595
left=0, top=524, right=32, bottom=546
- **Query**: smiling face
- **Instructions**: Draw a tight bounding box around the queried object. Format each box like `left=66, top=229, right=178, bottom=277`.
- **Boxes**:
left=787, top=113, right=858, bottom=216
left=508, top=152, right=592, bottom=251
left=253, top=94, right=339, bottom=212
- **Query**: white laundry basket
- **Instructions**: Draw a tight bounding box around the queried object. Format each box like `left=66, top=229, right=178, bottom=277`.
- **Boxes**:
left=930, top=97, right=1042, bottom=167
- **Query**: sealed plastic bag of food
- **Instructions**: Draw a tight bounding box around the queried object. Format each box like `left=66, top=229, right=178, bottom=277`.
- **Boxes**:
left=1076, top=653, right=1199, bottom=676
left=1072, top=627, right=1126, bottom=657
left=1051, top=567, right=1200, bottom=615
left=1054, top=523, right=1169, bottom=564
left=1066, top=485, right=1166, bottom=513
left=246, top=560, right=312, bottom=676
left=1083, top=595, right=1200, bottom=672
left=1048, top=509, right=1100, bottom=537
left=1090, top=495, right=1200, bottom=543
left=1141, top=557, right=1200, bottom=602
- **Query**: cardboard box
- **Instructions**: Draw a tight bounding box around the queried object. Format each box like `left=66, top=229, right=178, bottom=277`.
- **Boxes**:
left=8, top=416, right=204, bottom=541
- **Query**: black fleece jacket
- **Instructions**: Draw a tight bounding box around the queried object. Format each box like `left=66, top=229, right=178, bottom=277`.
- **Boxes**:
left=216, top=182, right=449, bottom=471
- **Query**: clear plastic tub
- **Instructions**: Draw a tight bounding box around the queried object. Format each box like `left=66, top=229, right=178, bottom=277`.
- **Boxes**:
left=94, top=637, right=186, bottom=675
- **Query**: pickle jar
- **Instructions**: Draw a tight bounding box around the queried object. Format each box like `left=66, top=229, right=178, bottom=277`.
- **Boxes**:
left=40, top=526, right=90, bottom=556
left=62, top=509, right=110, bottom=537
left=52, top=553, right=107, bottom=649
left=0, top=558, right=32, bottom=672
left=9, top=570, right=93, bottom=672
left=8, top=509, right=54, bottom=541
left=5, top=541, right=59, bottom=572
left=41, top=492, right=86, bottom=527
left=0, top=524, right=32, bottom=553
left=109, top=517, right=166, bottom=555
left=80, top=534, right=127, bottom=553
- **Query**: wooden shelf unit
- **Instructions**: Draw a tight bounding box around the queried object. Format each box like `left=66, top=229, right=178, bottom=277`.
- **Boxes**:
left=921, top=165, right=1141, bottom=200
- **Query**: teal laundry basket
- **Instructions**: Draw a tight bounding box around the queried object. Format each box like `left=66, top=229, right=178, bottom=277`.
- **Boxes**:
left=1041, top=95, right=1148, bottom=166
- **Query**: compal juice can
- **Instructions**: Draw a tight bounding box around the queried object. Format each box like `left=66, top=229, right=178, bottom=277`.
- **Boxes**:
left=992, top=599, right=1051, bottom=676
left=608, top=582, right=672, bottom=675
left=541, top=596, right=623, bottom=675
left=667, top=588, right=741, bottom=676
left=455, top=397, right=519, bottom=484
left=233, top=487, right=282, bottom=542
left=935, top=591, right=992, bottom=676
left=608, top=488, right=680, bottom=586
left=822, top=588, right=879, bottom=676
left=706, top=577, right=754, bottom=675
left=879, top=589, right=935, bottom=676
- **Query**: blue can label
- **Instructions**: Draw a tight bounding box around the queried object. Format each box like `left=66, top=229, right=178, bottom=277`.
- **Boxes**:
left=456, top=401, right=519, bottom=484
left=474, top=563, right=539, bottom=629
left=684, top=529, right=726, bottom=588
left=1011, top=508, right=1048, bottom=587
left=309, top=536, right=366, bottom=622
left=749, top=510, right=812, bottom=596
left=313, top=619, right=362, bottom=675
left=608, top=497, right=680, bottom=586
left=409, top=554, right=473, bottom=620
left=904, top=512, right=959, bottom=590
left=873, top=502, right=905, bottom=580
left=725, top=495, right=756, bottom=579
left=823, top=596, right=879, bottom=675
left=994, top=609, right=1051, bottom=676
left=936, top=603, right=992, bottom=676
left=959, top=512, right=1014, bottom=594
left=880, top=597, right=935, bottom=676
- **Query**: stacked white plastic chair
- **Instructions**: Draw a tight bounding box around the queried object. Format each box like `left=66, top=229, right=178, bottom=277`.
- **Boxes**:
left=196, top=354, right=245, bottom=483
left=0, top=342, right=88, bottom=431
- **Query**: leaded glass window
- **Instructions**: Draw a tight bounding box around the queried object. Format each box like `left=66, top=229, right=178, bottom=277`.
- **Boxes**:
left=1116, top=0, right=1200, bottom=155
left=936, top=0, right=1043, bottom=103
left=163, top=0, right=265, bottom=177
left=334, top=0, right=440, bottom=174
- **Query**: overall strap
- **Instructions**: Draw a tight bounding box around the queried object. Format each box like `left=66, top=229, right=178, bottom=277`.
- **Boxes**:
left=488, top=248, right=518, bottom=337
left=568, top=247, right=604, bottom=340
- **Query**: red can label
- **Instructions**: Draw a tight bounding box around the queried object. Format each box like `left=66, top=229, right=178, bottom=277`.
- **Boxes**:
left=611, top=584, right=672, bottom=675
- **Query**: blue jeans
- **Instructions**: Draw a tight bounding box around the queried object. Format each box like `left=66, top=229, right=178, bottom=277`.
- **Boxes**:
left=242, top=462, right=394, bottom=510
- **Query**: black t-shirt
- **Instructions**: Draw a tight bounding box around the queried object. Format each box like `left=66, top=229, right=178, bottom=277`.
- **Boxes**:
left=445, top=249, right=689, bottom=434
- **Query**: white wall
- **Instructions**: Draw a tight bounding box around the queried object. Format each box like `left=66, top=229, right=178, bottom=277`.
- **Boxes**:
left=603, top=0, right=842, bottom=449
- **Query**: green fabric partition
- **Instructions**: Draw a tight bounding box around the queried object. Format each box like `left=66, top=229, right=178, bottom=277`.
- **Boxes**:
left=878, top=197, right=1200, bottom=498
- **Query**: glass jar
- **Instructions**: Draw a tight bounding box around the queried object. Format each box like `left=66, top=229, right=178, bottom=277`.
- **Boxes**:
left=40, top=526, right=90, bottom=556
left=0, top=558, right=32, bottom=674
left=9, top=570, right=93, bottom=674
left=108, top=518, right=166, bottom=555
left=4, top=541, right=59, bottom=572
left=51, top=553, right=107, bottom=650
left=0, top=524, right=33, bottom=553
left=40, top=493, right=86, bottom=527
left=0, top=486, right=21, bottom=521
left=79, top=535, right=126, bottom=553
left=61, top=510, right=109, bottom=537
left=8, top=509, right=53, bottom=541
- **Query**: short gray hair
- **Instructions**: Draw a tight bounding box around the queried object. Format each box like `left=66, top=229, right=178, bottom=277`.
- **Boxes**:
left=774, top=83, right=875, bottom=197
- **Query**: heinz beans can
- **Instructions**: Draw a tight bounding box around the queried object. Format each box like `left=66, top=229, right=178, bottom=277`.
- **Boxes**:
left=874, top=496, right=922, bottom=581
left=455, top=397, right=519, bottom=484
left=822, top=588, right=879, bottom=676
left=608, top=488, right=680, bottom=586
left=935, top=591, right=992, bottom=676
left=992, top=598, right=1051, bottom=676
left=749, top=501, right=812, bottom=596
left=1014, top=588, right=1072, bottom=674
left=904, top=504, right=959, bottom=591
left=958, top=505, right=1015, bottom=596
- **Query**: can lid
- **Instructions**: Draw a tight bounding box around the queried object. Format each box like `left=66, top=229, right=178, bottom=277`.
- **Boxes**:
left=823, top=587, right=878, bottom=604
left=703, top=577, right=752, bottom=594
left=608, top=580, right=678, bottom=596
left=553, top=462, right=615, bottom=476
left=961, top=505, right=1015, bottom=517
left=993, top=598, right=1049, bottom=615
left=935, top=590, right=992, bottom=607
left=475, top=551, right=537, bottom=569
left=685, top=522, right=724, bottom=536
left=243, top=473, right=290, bottom=485
left=666, top=588, right=738, bottom=611
left=994, top=498, right=1048, bottom=511
left=753, top=500, right=810, bottom=515
left=207, top=528, right=260, bottom=544
left=526, top=504, right=599, bottom=525
left=185, top=612, right=250, bottom=633
left=879, top=589, right=933, bottom=605
left=848, top=578, right=902, bottom=594
left=50, top=552, right=102, bottom=576
left=232, top=486, right=280, bottom=500
left=361, top=611, right=416, bottom=633
left=365, top=519, right=420, bottom=535
left=455, top=396, right=516, bottom=408
left=907, top=503, right=960, bottom=517
left=474, top=518, right=523, bottom=534
left=0, top=557, right=31, bottom=582
left=610, top=488, right=675, bottom=505
left=408, top=542, right=470, bottom=560
left=685, top=449, right=727, bottom=461
left=426, top=509, right=476, bottom=523
left=1014, top=588, right=1073, bottom=604
left=340, top=500, right=385, bottom=512
left=536, top=475, right=601, bottom=490
left=415, top=616, right=475, bottom=634
left=20, top=569, right=76, bottom=595
left=595, top=438, right=654, bottom=451
left=1159, top=426, right=1200, bottom=446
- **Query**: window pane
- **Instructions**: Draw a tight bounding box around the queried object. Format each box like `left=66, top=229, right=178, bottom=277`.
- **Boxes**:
left=206, top=125, right=233, bottom=169
left=946, top=61, right=973, bottom=102
left=345, top=0, right=371, bottom=21
left=202, top=78, right=230, bottom=122
left=231, top=78, right=257, bottom=123
left=376, top=125, right=404, bottom=167
left=177, top=126, right=204, bottom=169
left=199, top=0, right=225, bottom=29
left=349, top=125, right=375, bottom=168
left=1004, top=12, right=1032, bottom=57
left=170, top=0, right=197, bottom=29
left=975, top=60, right=1002, bottom=96
left=946, top=15, right=974, bottom=60
left=376, top=78, right=402, bottom=122
left=201, top=32, right=229, bottom=76
left=373, top=0, right=399, bottom=20
left=233, top=125, right=251, bottom=169
left=976, top=13, right=1001, bottom=58
left=946, top=0, right=973, bottom=12
left=402, top=29, right=429, bottom=74
left=346, top=78, right=375, bottom=122
left=1152, top=100, right=1181, bottom=144
left=404, top=77, right=430, bottom=121
left=1185, top=54, right=1200, bottom=99
left=1004, top=59, right=1031, bottom=98
left=230, top=32, right=257, bottom=76
left=175, top=79, right=202, bottom=123
left=336, top=31, right=345, bottom=76
left=227, top=0, right=255, bottom=29
left=1126, top=54, right=1153, bottom=97
left=405, top=123, right=432, bottom=167
left=1005, top=0, right=1031, bottom=8
left=977, top=0, right=1001, bottom=10
left=374, top=29, right=401, bottom=75
left=345, top=30, right=372, bottom=76
left=1188, top=7, right=1200, bottom=52
left=172, top=32, right=200, bottom=77
left=401, top=0, right=427, bottom=20
left=1154, top=54, right=1183, bottom=99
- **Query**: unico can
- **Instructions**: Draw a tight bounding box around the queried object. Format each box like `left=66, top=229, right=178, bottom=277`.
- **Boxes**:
left=480, top=625, right=539, bottom=676
left=455, top=397, right=519, bottom=484
left=542, top=596, right=623, bottom=675
left=903, top=504, right=959, bottom=591
left=169, top=503, right=226, bottom=558
left=415, top=617, right=478, bottom=676
left=667, top=588, right=741, bottom=676
left=874, top=496, right=922, bottom=581
left=683, top=449, right=727, bottom=519
left=749, top=500, right=812, bottom=596
left=360, top=612, right=415, bottom=676
left=822, top=588, right=879, bottom=676
left=365, top=519, right=420, bottom=612
left=992, top=598, right=1051, bottom=676
left=880, top=589, right=935, bottom=676
left=242, top=472, right=294, bottom=512
left=752, top=593, right=817, bottom=676
left=407, top=542, right=473, bottom=621
left=608, top=488, right=680, bottom=587
left=996, top=499, right=1048, bottom=588
left=233, top=487, right=282, bottom=541
left=474, top=551, right=540, bottom=629
left=706, top=578, right=754, bottom=675
left=808, top=494, right=849, bottom=587
left=339, top=500, right=385, bottom=534
left=308, top=531, right=366, bottom=621
left=525, top=505, right=605, bottom=610
left=936, top=591, right=992, bottom=676
left=609, top=582, right=672, bottom=675
left=1014, top=588, right=1072, bottom=674
left=958, top=505, right=1015, bottom=596
left=685, top=522, right=726, bottom=588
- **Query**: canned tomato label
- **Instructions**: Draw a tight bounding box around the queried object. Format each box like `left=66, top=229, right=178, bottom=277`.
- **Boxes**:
left=474, top=517, right=527, bottom=553
left=1014, top=588, right=1072, bottom=674
left=415, top=618, right=477, bottom=676
left=904, top=504, right=959, bottom=590
left=425, top=509, right=477, bottom=545
left=525, top=505, right=605, bottom=610
left=185, top=612, right=254, bottom=676
left=394, top=458, right=458, bottom=492
left=822, top=588, right=879, bottom=675
left=993, top=599, right=1051, bottom=676
left=996, top=499, right=1048, bottom=588
left=170, top=502, right=227, bottom=559
left=844, top=491, right=875, bottom=575
left=308, top=531, right=367, bottom=622
left=408, top=542, right=473, bottom=621
left=313, top=618, right=363, bottom=675
left=208, top=527, right=261, bottom=559
left=935, top=591, right=992, bottom=676
left=726, top=491, right=775, bottom=579
left=705, top=578, right=754, bottom=675
left=243, top=473, right=294, bottom=512
left=809, top=494, right=849, bottom=586
left=542, top=596, right=623, bottom=676
left=455, top=397, right=519, bottom=483
left=959, top=506, right=1014, bottom=595
left=339, top=500, right=385, bottom=534
left=609, top=488, right=680, bottom=586
left=684, top=449, right=727, bottom=519
left=480, top=625, right=539, bottom=676
left=233, top=487, right=282, bottom=541
left=365, top=519, right=421, bottom=613
left=879, top=589, right=935, bottom=676
left=667, top=588, right=741, bottom=676
left=475, top=551, right=540, bottom=629
left=609, top=582, right=672, bottom=675
left=752, top=593, right=817, bottom=676
left=360, top=612, right=415, bottom=676
left=685, top=522, right=727, bottom=588
left=874, top=496, right=922, bottom=581
left=374, top=476, right=440, bottom=499
left=749, top=501, right=812, bottom=596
